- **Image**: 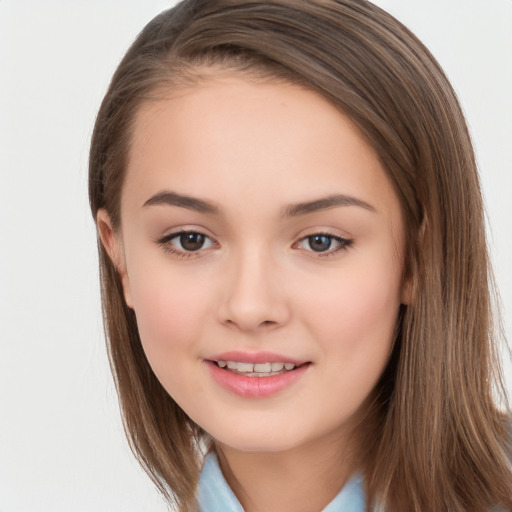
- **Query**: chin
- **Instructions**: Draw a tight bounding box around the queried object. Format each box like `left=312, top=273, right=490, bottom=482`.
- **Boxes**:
left=207, top=421, right=311, bottom=454
left=218, top=438, right=300, bottom=454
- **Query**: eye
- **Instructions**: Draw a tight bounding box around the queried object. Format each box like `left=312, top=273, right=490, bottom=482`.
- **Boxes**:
left=157, top=230, right=217, bottom=256
left=176, top=232, right=209, bottom=251
left=295, top=233, right=352, bottom=255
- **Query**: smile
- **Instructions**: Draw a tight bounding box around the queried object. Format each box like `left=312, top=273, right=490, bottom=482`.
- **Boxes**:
left=206, top=357, right=311, bottom=398
left=215, top=360, right=297, bottom=376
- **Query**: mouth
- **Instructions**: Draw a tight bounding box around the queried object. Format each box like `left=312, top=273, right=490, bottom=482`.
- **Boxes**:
left=205, top=351, right=311, bottom=397
left=210, top=360, right=309, bottom=377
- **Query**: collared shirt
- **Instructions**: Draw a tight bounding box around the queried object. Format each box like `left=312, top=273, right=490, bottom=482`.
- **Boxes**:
left=197, top=452, right=366, bottom=512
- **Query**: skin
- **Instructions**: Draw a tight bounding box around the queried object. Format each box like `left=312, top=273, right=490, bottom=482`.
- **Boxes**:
left=98, top=74, right=410, bottom=512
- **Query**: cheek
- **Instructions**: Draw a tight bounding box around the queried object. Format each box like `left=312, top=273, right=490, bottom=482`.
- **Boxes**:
left=127, top=261, right=213, bottom=362
left=301, top=257, right=402, bottom=358
left=299, top=262, right=402, bottom=422
left=127, top=267, right=216, bottom=407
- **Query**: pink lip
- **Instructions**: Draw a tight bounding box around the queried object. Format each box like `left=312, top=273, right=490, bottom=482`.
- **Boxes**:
left=207, top=350, right=307, bottom=365
left=204, top=358, right=311, bottom=398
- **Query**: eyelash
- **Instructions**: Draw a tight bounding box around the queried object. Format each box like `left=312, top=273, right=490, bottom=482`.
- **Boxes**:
left=294, top=232, right=353, bottom=257
left=156, top=230, right=353, bottom=259
left=156, top=230, right=218, bottom=259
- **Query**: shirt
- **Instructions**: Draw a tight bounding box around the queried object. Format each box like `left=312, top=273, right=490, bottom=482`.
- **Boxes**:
left=197, top=452, right=366, bottom=512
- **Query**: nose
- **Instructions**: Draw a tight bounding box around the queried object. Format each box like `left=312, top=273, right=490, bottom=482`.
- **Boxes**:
left=216, top=246, right=291, bottom=332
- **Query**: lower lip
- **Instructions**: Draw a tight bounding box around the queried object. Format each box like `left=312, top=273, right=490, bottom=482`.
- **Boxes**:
left=205, top=361, right=310, bottom=398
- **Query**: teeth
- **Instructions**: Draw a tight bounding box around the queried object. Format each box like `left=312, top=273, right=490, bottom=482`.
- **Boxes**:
left=217, top=361, right=297, bottom=373
left=237, top=362, right=254, bottom=373
left=254, top=363, right=272, bottom=373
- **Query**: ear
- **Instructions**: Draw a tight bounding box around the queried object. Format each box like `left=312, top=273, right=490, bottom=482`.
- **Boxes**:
left=96, top=209, right=134, bottom=308
left=400, top=273, right=413, bottom=305
left=400, top=216, right=426, bottom=306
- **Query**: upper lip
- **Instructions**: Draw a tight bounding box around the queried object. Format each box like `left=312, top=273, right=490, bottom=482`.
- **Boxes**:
left=207, top=350, right=308, bottom=366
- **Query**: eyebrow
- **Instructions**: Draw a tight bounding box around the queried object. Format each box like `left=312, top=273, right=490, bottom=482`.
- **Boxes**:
left=282, top=194, right=376, bottom=217
left=142, top=191, right=222, bottom=214
left=142, top=190, right=376, bottom=217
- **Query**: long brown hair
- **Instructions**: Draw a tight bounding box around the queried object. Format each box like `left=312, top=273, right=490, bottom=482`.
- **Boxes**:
left=88, top=1, right=512, bottom=510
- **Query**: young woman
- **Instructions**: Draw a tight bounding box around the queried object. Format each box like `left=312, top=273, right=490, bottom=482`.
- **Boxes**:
left=88, top=1, right=512, bottom=510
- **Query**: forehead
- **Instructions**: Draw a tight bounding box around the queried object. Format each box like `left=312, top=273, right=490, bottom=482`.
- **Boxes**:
left=123, top=74, right=401, bottom=223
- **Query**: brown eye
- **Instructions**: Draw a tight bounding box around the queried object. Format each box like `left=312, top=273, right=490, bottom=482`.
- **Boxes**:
left=157, top=230, right=216, bottom=256
left=179, top=232, right=206, bottom=251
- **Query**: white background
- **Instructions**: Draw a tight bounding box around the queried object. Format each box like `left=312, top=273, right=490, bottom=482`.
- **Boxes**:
left=0, top=1, right=511, bottom=510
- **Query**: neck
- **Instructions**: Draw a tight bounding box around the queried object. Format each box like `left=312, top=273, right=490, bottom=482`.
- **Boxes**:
left=215, top=432, right=358, bottom=512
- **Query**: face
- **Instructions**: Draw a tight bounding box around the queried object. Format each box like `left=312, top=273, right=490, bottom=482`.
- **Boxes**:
left=98, top=74, right=409, bottom=455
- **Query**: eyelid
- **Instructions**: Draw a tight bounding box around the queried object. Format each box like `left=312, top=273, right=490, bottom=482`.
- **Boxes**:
left=155, top=227, right=352, bottom=259
left=293, top=231, right=353, bottom=257
left=156, top=228, right=218, bottom=258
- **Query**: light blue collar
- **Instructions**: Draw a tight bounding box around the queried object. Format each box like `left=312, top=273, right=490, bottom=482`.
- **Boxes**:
left=197, top=452, right=366, bottom=512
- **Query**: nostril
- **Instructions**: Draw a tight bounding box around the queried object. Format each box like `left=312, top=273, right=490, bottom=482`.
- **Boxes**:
left=222, top=317, right=279, bottom=332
